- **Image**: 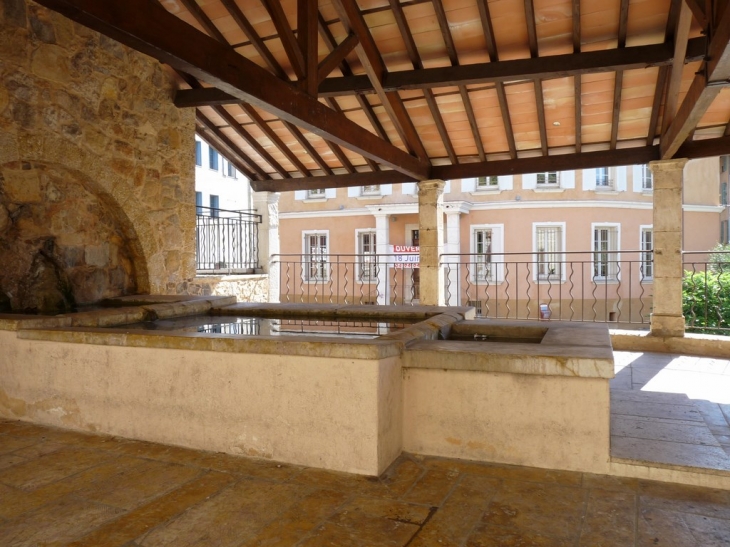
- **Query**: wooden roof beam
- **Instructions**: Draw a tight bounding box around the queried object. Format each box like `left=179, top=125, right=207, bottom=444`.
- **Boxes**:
left=317, top=33, right=358, bottom=82
left=251, top=170, right=414, bottom=192
left=524, top=0, right=548, bottom=155
left=610, top=0, right=630, bottom=150
left=176, top=0, right=227, bottom=44
left=661, top=1, right=693, bottom=136
left=573, top=0, right=581, bottom=153
left=314, top=38, right=706, bottom=96
left=297, top=0, right=319, bottom=96
left=34, top=0, right=429, bottom=180
left=661, top=2, right=730, bottom=158
left=259, top=0, right=306, bottom=80
left=332, top=0, right=429, bottom=160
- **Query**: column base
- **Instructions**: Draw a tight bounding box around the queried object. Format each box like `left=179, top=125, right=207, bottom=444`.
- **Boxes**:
left=649, top=314, right=686, bottom=338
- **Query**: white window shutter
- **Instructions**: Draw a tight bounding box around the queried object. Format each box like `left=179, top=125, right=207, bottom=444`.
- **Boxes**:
left=402, top=182, right=417, bottom=194
left=498, top=175, right=513, bottom=190
left=560, top=171, right=575, bottom=189
left=461, top=178, right=476, bottom=192
left=347, top=186, right=360, bottom=197
left=324, top=188, right=336, bottom=199
left=583, top=169, right=596, bottom=190
left=522, top=173, right=537, bottom=189
left=444, top=180, right=451, bottom=193
left=632, top=165, right=643, bottom=192
left=294, top=189, right=306, bottom=200
left=616, top=166, right=627, bottom=191
left=381, top=184, right=393, bottom=195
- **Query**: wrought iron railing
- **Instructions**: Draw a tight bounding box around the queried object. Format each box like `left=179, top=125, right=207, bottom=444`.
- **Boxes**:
left=272, top=251, right=655, bottom=325
left=195, top=206, right=261, bottom=273
left=683, top=250, right=730, bottom=335
left=442, top=250, right=653, bottom=325
left=272, top=254, right=422, bottom=305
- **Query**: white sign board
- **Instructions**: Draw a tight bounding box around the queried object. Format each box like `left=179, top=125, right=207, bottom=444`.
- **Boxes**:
left=389, top=245, right=419, bottom=269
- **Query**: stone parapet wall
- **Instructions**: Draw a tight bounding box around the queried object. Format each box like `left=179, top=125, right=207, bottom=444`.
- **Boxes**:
left=0, top=0, right=195, bottom=311
left=186, top=275, right=270, bottom=303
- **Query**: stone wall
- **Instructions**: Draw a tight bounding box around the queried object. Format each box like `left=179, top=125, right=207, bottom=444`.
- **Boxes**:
left=187, top=275, right=270, bottom=303
left=0, top=0, right=195, bottom=311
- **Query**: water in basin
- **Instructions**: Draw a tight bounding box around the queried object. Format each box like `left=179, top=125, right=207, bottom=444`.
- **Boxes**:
left=113, top=315, right=416, bottom=339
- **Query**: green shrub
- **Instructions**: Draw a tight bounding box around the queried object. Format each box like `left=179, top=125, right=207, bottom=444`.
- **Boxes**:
left=683, top=270, right=730, bottom=333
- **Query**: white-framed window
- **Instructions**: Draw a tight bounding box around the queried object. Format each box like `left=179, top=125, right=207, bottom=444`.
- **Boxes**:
left=226, top=161, right=236, bottom=179
left=641, top=165, right=652, bottom=191
left=303, top=231, right=329, bottom=281
left=356, top=230, right=377, bottom=282
left=537, top=171, right=559, bottom=186
left=476, top=176, right=498, bottom=189
left=592, top=223, right=620, bottom=281
left=596, top=167, right=612, bottom=189
left=307, top=188, right=325, bottom=199
left=361, top=185, right=380, bottom=196
left=640, top=226, right=653, bottom=280
left=209, top=147, right=219, bottom=171
left=533, top=223, right=565, bottom=281
left=471, top=224, right=504, bottom=282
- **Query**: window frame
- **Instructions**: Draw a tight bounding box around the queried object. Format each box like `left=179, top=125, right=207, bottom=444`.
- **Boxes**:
left=476, top=175, right=499, bottom=189
left=355, top=229, right=378, bottom=283
left=208, top=147, right=219, bottom=171
left=470, top=224, right=504, bottom=283
left=209, top=195, right=219, bottom=217
left=595, top=167, right=613, bottom=189
left=536, top=171, right=559, bottom=187
left=591, top=223, right=621, bottom=282
left=532, top=222, right=566, bottom=282
left=195, top=191, right=203, bottom=215
left=302, top=230, right=330, bottom=282
left=640, top=225, right=653, bottom=281
left=306, top=188, right=326, bottom=199
left=641, top=164, right=653, bottom=191
left=195, top=140, right=202, bottom=167
left=361, top=184, right=381, bottom=196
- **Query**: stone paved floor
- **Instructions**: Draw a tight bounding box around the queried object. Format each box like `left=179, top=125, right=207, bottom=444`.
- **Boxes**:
left=2, top=417, right=730, bottom=546
left=612, top=352, right=730, bottom=460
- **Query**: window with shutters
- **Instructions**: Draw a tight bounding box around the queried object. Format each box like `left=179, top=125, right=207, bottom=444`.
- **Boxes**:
left=593, top=224, right=620, bottom=280
left=536, top=171, right=559, bottom=186
left=641, top=165, right=653, bottom=191
left=473, top=228, right=493, bottom=281
left=361, top=185, right=381, bottom=196
left=307, top=188, right=325, bottom=199
left=303, top=232, right=329, bottom=281
left=596, top=167, right=613, bottom=189
left=640, top=227, right=653, bottom=280
left=476, top=176, right=498, bottom=188
left=357, top=230, right=377, bottom=282
left=534, top=224, right=564, bottom=280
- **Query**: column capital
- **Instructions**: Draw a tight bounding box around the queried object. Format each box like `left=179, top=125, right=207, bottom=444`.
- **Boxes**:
left=648, top=158, right=688, bottom=174
left=417, top=179, right=446, bottom=196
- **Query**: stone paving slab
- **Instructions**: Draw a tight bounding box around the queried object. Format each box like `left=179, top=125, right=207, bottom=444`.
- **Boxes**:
left=611, top=415, right=721, bottom=446
left=1, top=419, right=730, bottom=546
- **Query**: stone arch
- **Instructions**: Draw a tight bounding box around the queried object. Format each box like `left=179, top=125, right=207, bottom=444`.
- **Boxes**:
left=0, top=160, right=156, bottom=309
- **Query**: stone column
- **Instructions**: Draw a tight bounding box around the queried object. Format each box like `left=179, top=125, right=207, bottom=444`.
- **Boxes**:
left=444, top=204, right=465, bottom=306
left=649, top=158, right=687, bottom=337
left=418, top=180, right=445, bottom=306
left=253, top=191, right=280, bottom=303
left=374, top=213, right=390, bottom=305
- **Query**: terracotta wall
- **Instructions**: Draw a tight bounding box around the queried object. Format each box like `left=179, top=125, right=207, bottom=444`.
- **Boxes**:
left=0, top=0, right=195, bottom=312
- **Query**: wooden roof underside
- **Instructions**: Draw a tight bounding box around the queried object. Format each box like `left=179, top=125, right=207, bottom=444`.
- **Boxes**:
left=36, top=0, right=730, bottom=191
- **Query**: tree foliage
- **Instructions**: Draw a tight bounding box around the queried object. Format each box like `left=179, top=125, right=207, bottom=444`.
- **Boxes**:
left=683, top=269, right=730, bottom=333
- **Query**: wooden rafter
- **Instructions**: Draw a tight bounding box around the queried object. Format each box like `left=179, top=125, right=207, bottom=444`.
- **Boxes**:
left=282, top=121, right=334, bottom=176
left=332, top=0, right=429, bottom=160
left=34, top=0, right=429, bottom=179
left=573, top=0, right=581, bottom=153
left=317, top=13, right=389, bottom=142
left=661, top=1, right=693, bottom=136
left=240, top=104, right=311, bottom=177
left=476, top=0, right=516, bottom=159
left=195, top=112, right=264, bottom=180
left=177, top=0, right=227, bottom=44
left=259, top=0, right=306, bottom=79
left=389, top=0, right=457, bottom=164
left=324, top=97, right=379, bottom=172
left=219, top=0, right=287, bottom=79
left=524, top=0, right=547, bottom=155
left=250, top=170, right=414, bottom=192
left=661, top=2, right=730, bottom=158
left=317, top=33, right=358, bottom=82
left=297, top=0, right=319, bottom=96
left=609, top=0, right=630, bottom=149
left=684, top=0, right=708, bottom=28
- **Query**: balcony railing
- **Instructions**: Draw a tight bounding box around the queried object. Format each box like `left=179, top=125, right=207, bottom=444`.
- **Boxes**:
left=272, top=251, right=655, bottom=325
left=683, top=250, right=730, bottom=335
left=442, top=250, right=653, bottom=325
left=196, top=206, right=261, bottom=273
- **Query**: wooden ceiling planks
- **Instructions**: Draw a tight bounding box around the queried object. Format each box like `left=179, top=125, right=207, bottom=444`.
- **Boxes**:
left=35, top=0, right=730, bottom=188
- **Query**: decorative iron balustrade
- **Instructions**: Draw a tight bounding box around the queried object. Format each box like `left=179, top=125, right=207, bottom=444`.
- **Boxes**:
left=195, top=206, right=261, bottom=273
left=441, top=250, right=653, bottom=325
left=272, top=251, right=655, bottom=325
left=272, top=254, right=422, bottom=305
left=683, top=250, right=730, bottom=335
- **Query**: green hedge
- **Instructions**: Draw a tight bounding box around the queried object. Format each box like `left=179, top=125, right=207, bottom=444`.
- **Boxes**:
left=683, top=271, right=730, bottom=333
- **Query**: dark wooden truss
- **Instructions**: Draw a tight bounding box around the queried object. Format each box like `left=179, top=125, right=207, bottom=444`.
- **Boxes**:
left=35, top=0, right=730, bottom=190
